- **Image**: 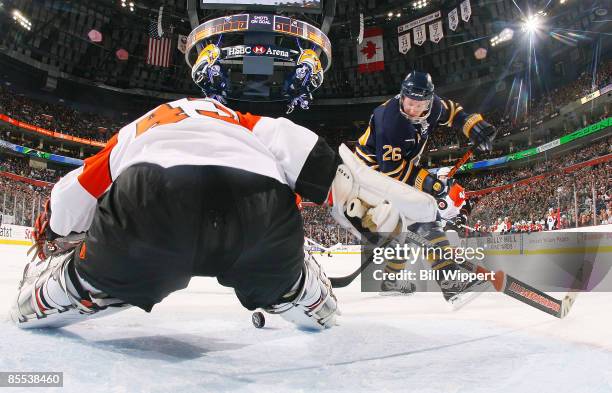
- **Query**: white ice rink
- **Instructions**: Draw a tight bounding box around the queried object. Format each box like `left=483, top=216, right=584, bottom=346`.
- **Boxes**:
left=1, top=244, right=612, bottom=393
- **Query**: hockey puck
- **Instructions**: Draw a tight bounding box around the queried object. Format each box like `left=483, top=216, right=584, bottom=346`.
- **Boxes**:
left=252, top=311, right=265, bottom=328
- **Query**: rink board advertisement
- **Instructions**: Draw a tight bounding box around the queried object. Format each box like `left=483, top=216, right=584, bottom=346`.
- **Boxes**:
left=0, top=224, right=33, bottom=246
left=359, top=230, right=612, bottom=293
left=459, top=117, right=611, bottom=172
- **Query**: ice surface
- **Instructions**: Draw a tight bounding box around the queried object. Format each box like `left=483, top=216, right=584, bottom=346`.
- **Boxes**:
left=1, top=245, right=611, bottom=393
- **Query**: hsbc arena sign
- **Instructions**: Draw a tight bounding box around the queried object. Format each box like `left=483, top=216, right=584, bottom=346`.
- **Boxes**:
left=223, top=44, right=298, bottom=61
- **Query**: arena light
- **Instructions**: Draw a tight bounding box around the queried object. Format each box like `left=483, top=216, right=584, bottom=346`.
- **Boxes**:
left=120, top=0, right=134, bottom=12
left=12, top=10, right=32, bottom=31
left=412, top=1, right=428, bottom=10
left=522, top=11, right=547, bottom=33
left=490, top=28, right=514, bottom=47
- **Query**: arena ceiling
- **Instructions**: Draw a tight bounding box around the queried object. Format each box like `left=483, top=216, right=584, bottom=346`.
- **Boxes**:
left=0, top=0, right=608, bottom=108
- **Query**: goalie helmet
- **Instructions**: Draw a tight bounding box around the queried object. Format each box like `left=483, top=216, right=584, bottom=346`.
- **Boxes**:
left=399, top=71, right=435, bottom=123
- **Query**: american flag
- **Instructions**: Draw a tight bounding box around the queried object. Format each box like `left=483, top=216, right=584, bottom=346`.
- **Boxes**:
left=146, top=37, right=172, bottom=67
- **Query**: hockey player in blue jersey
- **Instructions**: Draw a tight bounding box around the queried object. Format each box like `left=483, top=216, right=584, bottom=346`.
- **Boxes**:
left=355, top=71, right=496, bottom=299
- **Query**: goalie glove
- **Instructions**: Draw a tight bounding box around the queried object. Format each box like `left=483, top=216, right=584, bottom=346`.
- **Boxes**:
left=29, top=199, right=60, bottom=262
left=28, top=199, right=85, bottom=262
left=265, top=255, right=339, bottom=330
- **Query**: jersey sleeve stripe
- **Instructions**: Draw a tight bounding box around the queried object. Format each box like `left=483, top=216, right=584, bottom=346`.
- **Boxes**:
left=77, top=134, right=119, bottom=198
left=355, top=145, right=376, bottom=163
left=383, top=160, right=406, bottom=177
left=358, top=126, right=371, bottom=146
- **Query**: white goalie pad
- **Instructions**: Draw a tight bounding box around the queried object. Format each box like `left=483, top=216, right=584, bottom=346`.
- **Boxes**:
left=331, top=144, right=437, bottom=233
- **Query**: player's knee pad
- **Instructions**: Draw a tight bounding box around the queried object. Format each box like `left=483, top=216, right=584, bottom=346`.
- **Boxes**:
left=10, top=250, right=128, bottom=329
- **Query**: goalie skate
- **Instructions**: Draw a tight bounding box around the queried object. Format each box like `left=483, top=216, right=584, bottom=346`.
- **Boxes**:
left=10, top=250, right=128, bottom=329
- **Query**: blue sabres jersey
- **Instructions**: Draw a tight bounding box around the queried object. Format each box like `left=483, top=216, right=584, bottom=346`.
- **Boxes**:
left=355, top=94, right=471, bottom=186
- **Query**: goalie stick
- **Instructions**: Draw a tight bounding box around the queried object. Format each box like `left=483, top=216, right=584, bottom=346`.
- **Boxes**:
left=329, top=237, right=390, bottom=288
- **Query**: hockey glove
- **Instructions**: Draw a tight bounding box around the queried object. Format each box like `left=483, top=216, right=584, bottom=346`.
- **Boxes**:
left=464, top=116, right=496, bottom=153
left=29, top=199, right=84, bottom=262
left=29, top=199, right=60, bottom=262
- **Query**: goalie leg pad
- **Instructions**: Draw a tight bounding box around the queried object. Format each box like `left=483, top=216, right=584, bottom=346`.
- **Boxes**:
left=10, top=250, right=128, bottom=329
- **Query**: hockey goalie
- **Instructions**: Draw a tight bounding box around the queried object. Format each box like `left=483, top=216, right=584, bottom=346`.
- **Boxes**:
left=9, top=97, right=439, bottom=331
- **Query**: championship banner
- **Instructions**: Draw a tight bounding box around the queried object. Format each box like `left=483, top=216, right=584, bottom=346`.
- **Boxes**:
left=460, top=0, right=472, bottom=22
left=448, top=8, right=459, bottom=31
left=429, top=20, right=444, bottom=43
left=357, top=27, right=384, bottom=73
left=398, top=32, right=411, bottom=54
left=398, top=11, right=441, bottom=34
left=413, top=24, right=426, bottom=46
left=357, top=13, right=364, bottom=44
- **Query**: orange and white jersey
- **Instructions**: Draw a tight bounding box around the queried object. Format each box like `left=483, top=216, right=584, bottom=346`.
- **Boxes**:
left=50, top=97, right=322, bottom=236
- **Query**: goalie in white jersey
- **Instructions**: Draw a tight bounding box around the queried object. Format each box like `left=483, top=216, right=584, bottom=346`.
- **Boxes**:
left=10, top=97, right=439, bottom=331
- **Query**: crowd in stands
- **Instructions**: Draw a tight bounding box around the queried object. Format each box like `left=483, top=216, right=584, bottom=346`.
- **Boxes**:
left=0, top=85, right=121, bottom=142
left=0, top=128, right=86, bottom=158
left=0, top=176, right=49, bottom=227
left=0, top=154, right=67, bottom=183
left=458, top=135, right=612, bottom=191
left=426, top=59, right=611, bottom=152
left=301, top=204, right=359, bottom=247
left=469, top=159, right=611, bottom=234
left=0, top=61, right=610, bottom=246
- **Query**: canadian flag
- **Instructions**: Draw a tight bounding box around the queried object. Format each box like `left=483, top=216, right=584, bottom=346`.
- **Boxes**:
left=357, top=27, right=384, bottom=73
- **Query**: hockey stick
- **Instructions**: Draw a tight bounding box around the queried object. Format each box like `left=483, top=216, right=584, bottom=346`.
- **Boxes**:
left=447, top=149, right=473, bottom=178
left=329, top=235, right=395, bottom=288
left=400, top=228, right=583, bottom=319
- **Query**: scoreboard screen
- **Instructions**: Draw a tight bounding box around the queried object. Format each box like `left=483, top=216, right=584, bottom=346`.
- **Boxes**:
left=201, top=1, right=322, bottom=13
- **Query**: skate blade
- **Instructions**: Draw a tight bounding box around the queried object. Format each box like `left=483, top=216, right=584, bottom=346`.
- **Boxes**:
left=448, top=281, right=493, bottom=311
left=378, top=290, right=416, bottom=297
